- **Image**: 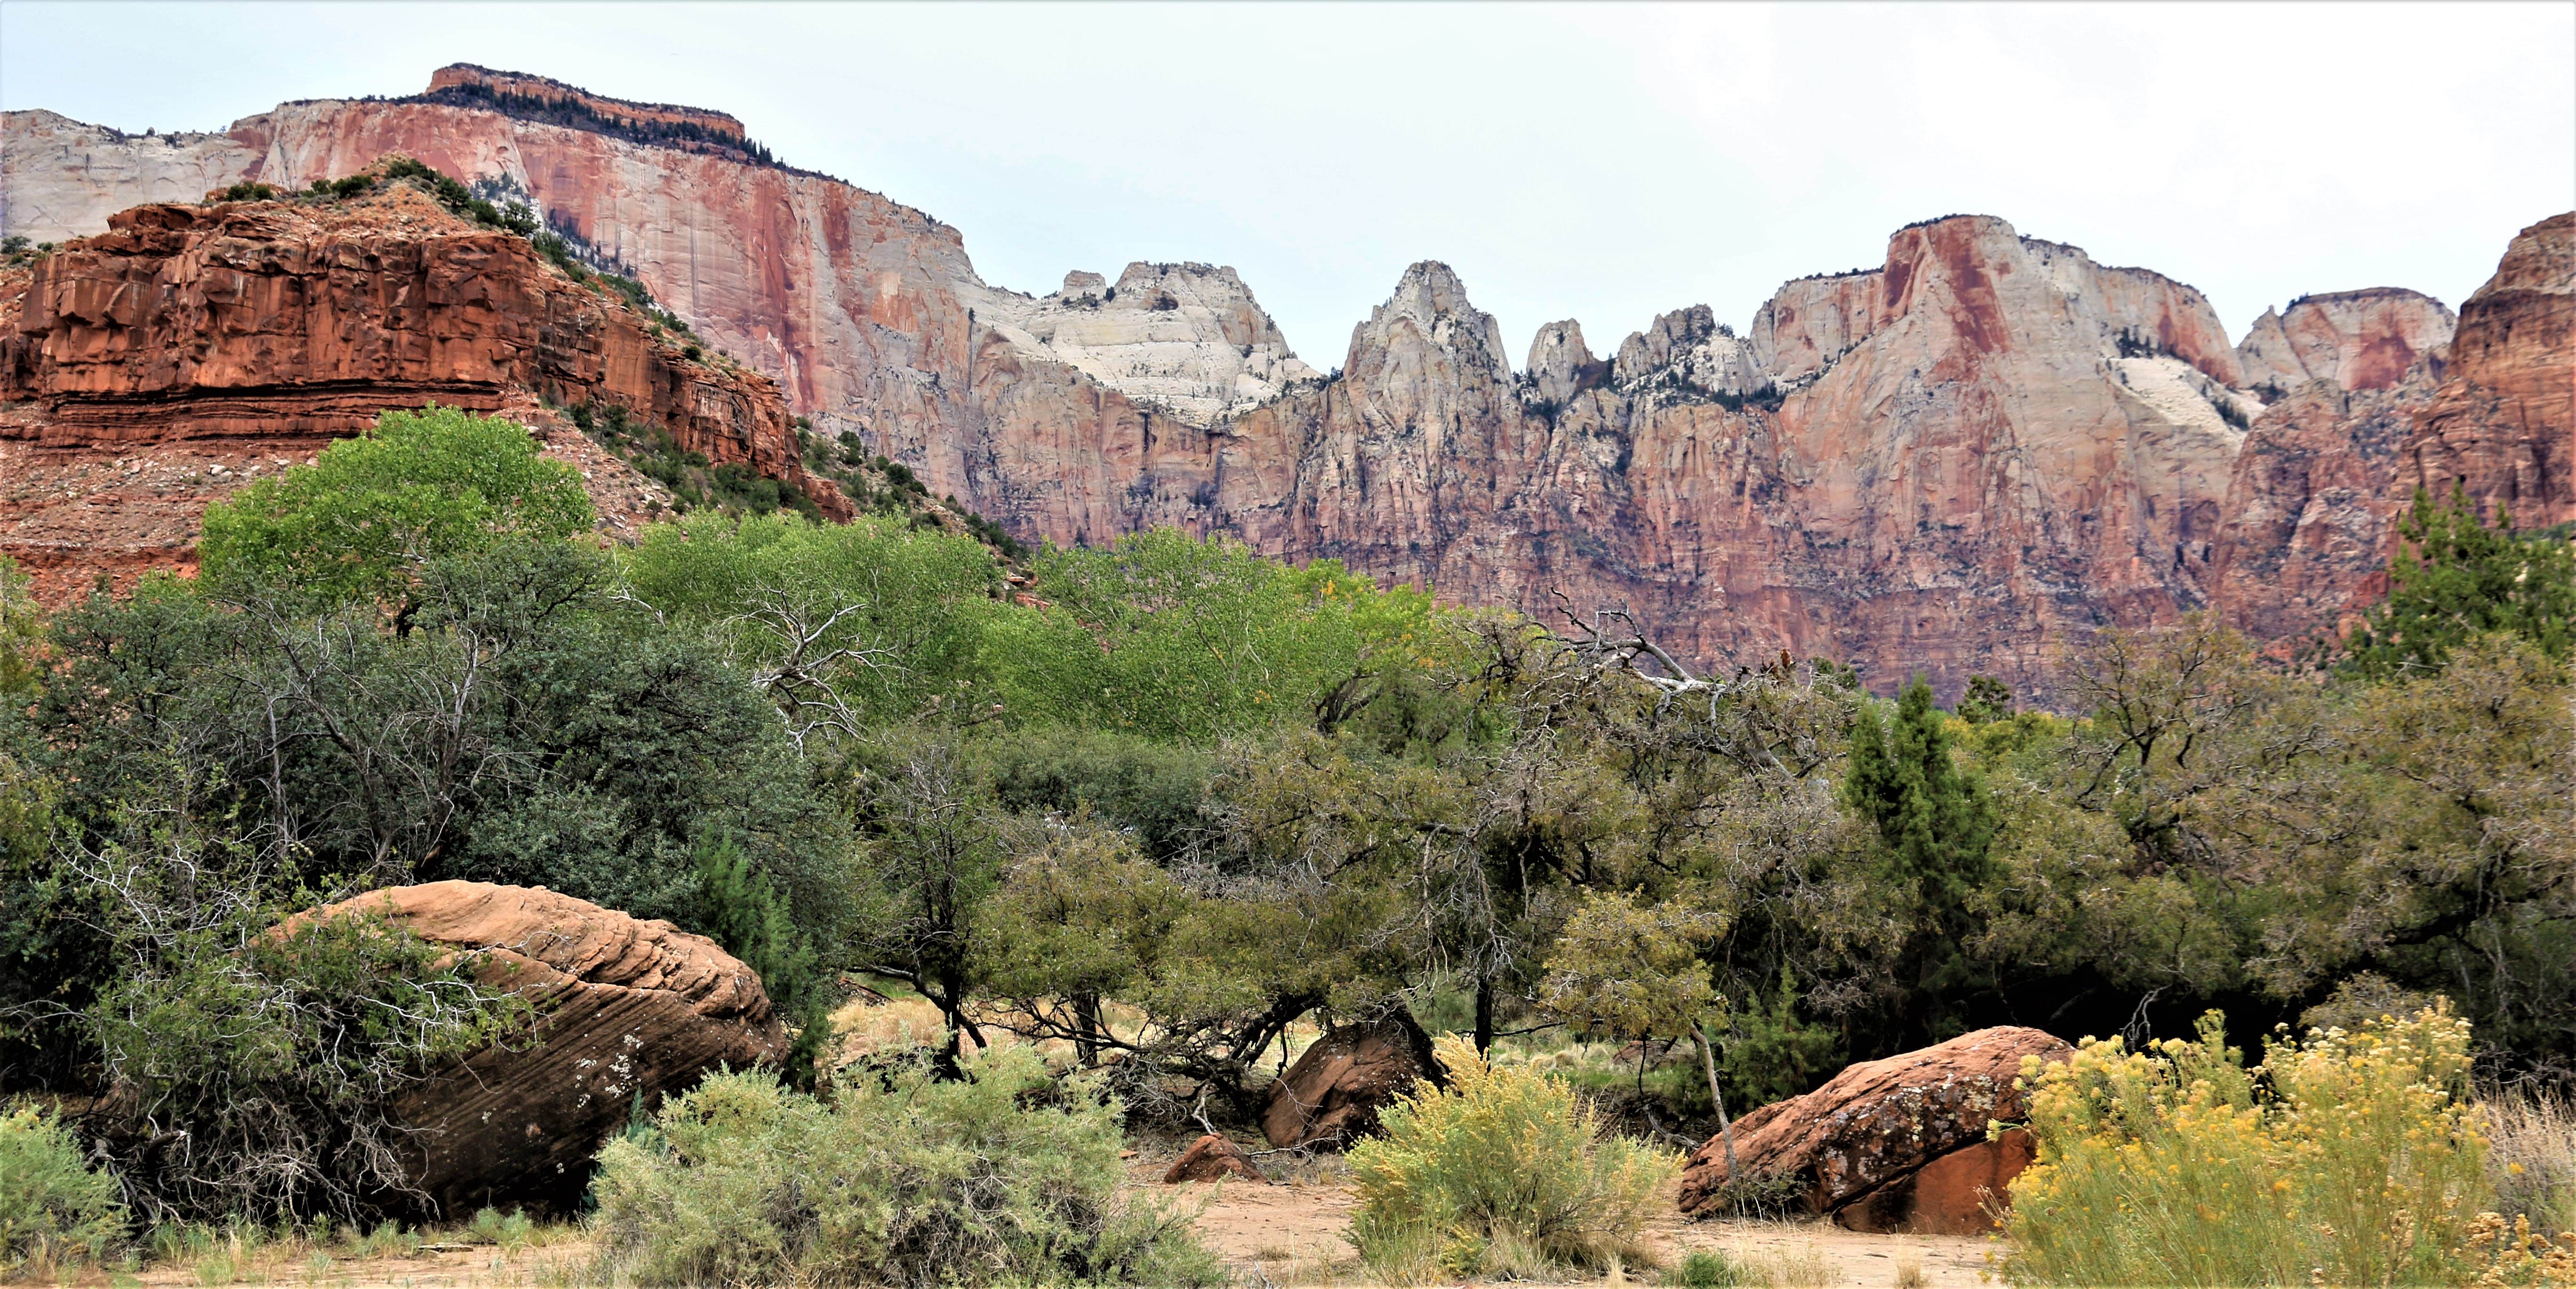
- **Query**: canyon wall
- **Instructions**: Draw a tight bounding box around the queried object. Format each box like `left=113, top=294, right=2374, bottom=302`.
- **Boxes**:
left=1, top=177, right=837, bottom=601
left=7, top=69, right=2567, bottom=697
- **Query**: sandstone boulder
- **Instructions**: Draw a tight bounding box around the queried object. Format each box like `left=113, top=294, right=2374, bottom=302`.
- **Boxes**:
left=1260, top=1016, right=1440, bottom=1149
left=302, top=880, right=786, bottom=1216
left=1675, top=1026, right=2068, bottom=1219
left=1832, top=1128, right=2037, bottom=1235
left=1163, top=1133, right=1268, bottom=1184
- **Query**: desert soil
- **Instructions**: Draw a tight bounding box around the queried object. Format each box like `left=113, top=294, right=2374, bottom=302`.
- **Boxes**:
left=91, top=1142, right=1991, bottom=1288
left=1142, top=1147, right=1996, bottom=1288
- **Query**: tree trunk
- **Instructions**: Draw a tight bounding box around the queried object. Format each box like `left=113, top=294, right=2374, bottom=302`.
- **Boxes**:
left=1074, top=991, right=1103, bottom=1067
left=1474, top=974, right=1496, bottom=1054
left=1695, top=1022, right=1736, bottom=1180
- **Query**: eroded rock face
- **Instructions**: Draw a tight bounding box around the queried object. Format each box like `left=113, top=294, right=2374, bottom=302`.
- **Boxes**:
left=2208, top=218, right=2570, bottom=644
left=2236, top=290, right=2456, bottom=396
left=2398, top=213, right=2574, bottom=530
left=972, top=262, right=1319, bottom=426
left=0, top=184, right=839, bottom=602
left=1260, top=1017, right=1440, bottom=1150
left=1674, top=1026, right=2070, bottom=1219
left=8, top=72, right=2566, bottom=700
left=297, top=881, right=786, bottom=1216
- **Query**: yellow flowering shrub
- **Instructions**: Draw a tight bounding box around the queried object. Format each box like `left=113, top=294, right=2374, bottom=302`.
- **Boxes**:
left=1346, top=1034, right=1676, bottom=1284
left=2000, top=1006, right=2501, bottom=1287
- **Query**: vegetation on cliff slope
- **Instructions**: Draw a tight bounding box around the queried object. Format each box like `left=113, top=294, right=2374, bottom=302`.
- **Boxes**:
left=0, top=404, right=2568, bottom=1273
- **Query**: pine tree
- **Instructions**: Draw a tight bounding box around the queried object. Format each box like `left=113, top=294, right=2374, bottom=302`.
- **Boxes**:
left=1842, top=677, right=1997, bottom=1047
left=2346, top=485, right=2575, bottom=679
left=697, top=837, right=828, bottom=1083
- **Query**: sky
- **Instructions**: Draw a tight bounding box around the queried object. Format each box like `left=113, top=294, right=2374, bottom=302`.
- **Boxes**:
left=5, top=2, right=2571, bottom=370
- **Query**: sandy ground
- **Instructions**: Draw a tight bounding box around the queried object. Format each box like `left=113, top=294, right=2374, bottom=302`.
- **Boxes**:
left=1146, top=1145, right=1997, bottom=1289
left=82, top=1143, right=1993, bottom=1288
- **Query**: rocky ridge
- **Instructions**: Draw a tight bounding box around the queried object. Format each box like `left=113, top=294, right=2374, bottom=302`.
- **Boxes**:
left=7, top=72, right=2567, bottom=696
left=0, top=174, right=842, bottom=601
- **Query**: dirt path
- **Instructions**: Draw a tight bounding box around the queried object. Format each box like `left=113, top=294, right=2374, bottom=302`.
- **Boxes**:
left=1150, top=1146, right=1998, bottom=1288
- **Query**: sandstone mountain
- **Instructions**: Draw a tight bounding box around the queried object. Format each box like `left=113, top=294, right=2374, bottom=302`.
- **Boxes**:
left=1, top=172, right=840, bottom=601
left=7, top=68, right=2567, bottom=696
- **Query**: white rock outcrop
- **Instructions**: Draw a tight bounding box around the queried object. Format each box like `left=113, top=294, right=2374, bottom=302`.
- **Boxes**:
left=968, top=262, right=1318, bottom=426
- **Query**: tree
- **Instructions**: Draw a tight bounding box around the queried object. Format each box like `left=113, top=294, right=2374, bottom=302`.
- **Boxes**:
left=848, top=731, right=1005, bottom=1066
left=1539, top=891, right=1735, bottom=1170
left=2346, top=484, right=2575, bottom=679
left=1842, top=677, right=1997, bottom=1047
left=198, top=404, right=593, bottom=608
left=695, top=835, right=827, bottom=1083
left=985, top=530, right=1431, bottom=742
left=1957, top=675, right=2013, bottom=725
left=0, top=556, right=40, bottom=700
left=621, top=511, right=1002, bottom=747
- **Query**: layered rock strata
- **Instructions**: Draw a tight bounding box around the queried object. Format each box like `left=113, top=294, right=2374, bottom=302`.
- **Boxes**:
left=8, top=72, right=2566, bottom=696
left=293, top=880, right=786, bottom=1216
left=2207, top=215, right=2572, bottom=643
left=2396, top=213, right=2574, bottom=530
left=0, top=179, right=839, bottom=600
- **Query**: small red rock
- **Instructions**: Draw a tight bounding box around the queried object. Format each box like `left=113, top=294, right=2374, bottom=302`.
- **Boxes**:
left=1163, top=1134, right=1267, bottom=1184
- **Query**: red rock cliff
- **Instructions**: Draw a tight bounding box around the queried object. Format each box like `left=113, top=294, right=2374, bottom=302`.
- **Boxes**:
left=2207, top=216, right=2571, bottom=644
left=7, top=75, right=2566, bottom=699
left=2398, top=213, right=2574, bottom=529
left=1, top=178, right=840, bottom=601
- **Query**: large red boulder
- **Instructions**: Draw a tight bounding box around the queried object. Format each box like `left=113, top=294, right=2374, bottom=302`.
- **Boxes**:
left=1260, top=1016, right=1440, bottom=1149
left=302, top=881, right=787, bottom=1216
left=1676, top=1026, right=2069, bottom=1220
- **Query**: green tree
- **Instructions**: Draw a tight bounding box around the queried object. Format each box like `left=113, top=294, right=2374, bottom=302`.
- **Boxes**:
left=2346, top=484, right=2575, bottom=678
left=985, top=530, right=1431, bottom=742
left=0, top=555, right=41, bottom=699
left=621, top=510, right=1002, bottom=744
left=198, top=404, right=593, bottom=606
left=695, top=836, right=828, bottom=1084
left=1539, top=891, right=1739, bottom=1173
left=1956, top=674, right=2013, bottom=724
left=1842, top=676, right=1997, bottom=1047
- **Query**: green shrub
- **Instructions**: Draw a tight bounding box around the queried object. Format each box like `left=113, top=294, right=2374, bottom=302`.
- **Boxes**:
left=198, top=403, right=593, bottom=605
left=586, top=1047, right=1218, bottom=1287
left=0, top=1102, right=127, bottom=1278
left=2000, top=1007, right=2495, bottom=1287
left=1664, top=1249, right=1752, bottom=1287
left=1347, top=1034, right=1675, bottom=1283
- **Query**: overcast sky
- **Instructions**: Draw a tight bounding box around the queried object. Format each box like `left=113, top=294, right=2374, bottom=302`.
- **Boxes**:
left=6, top=2, right=2571, bottom=369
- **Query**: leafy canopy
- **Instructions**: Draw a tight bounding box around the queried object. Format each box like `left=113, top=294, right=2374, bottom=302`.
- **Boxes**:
left=2346, top=484, right=2575, bottom=678
left=199, top=404, right=593, bottom=604
left=987, top=529, right=1434, bottom=742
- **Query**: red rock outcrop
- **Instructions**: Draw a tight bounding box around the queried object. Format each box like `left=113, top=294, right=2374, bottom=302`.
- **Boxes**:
left=295, top=880, right=786, bottom=1216
left=1163, top=1133, right=1269, bottom=1184
left=1261, top=1017, right=1441, bottom=1149
left=2208, top=217, right=2571, bottom=643
left=424, top=64, right=751, bottom=146
left=8, top=73, right=2566, bottom=699
left=2397, top=213, right=2574, bottom=530
left=1674, top=1026, right=2069, bottom=1219
left=2204, top=290, right=2456, bottom=644
left=0, top=178, right=840, bottom=602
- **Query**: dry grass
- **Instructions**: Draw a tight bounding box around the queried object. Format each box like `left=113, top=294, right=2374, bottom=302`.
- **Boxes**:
left=1891, top=1248, right=1927, bottom=1289
left=2486, top=1089, right=2576, bottom=1234
left=129, top=1210, right=582, bottom=1286
left=1749, top=1242, right=1833, bottom=1289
